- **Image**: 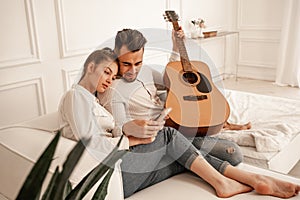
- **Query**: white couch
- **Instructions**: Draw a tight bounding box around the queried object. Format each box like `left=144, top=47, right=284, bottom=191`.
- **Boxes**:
left=1, top=112, right=300, bottom=200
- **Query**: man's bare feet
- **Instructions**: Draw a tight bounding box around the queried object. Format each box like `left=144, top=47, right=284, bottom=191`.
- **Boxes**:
left=223, top=121, right=252, bottom=131
left=215, top=177, right=253, bottom=198
left=253, top=174, right=300, bottom=198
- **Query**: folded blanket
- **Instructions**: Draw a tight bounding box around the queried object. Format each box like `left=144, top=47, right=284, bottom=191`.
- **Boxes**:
left=215, top=90, right=300, bottom=152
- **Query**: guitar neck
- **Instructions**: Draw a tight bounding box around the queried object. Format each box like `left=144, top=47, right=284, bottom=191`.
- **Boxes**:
left=171, top=21, right=192, bottom=72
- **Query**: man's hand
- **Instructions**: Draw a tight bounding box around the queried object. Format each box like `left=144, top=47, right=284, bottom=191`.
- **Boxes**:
left=128, top=136, right=156, bottom=147
left=122, top=119, right=165, bottom=138
left=172, top=28, right=185, bottom=53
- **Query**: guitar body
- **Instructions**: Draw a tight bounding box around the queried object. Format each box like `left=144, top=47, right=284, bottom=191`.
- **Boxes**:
left=163, top=10, right=230, bottom=137
left=164, top=60, right=230, bottom=137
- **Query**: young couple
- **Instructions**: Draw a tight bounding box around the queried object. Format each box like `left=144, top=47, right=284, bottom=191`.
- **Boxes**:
left=58, top=29, right=300, bottom=199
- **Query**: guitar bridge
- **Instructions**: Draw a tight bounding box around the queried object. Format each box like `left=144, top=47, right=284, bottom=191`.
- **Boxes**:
left=183, top=95, right=207, bottom=101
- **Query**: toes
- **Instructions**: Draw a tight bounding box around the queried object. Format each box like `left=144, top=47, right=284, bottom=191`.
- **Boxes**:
left=296, top=185, right=300, bottom=194
left=245, top=122, right=252, bottom=129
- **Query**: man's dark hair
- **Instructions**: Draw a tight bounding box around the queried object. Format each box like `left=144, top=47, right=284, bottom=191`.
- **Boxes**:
left=114, top=29, right=147, bottom=56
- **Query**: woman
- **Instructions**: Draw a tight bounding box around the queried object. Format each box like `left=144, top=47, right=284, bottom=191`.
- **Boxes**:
left=58, top=47, right=300, bottom=199
left=58, top=48, right=154, bottom=155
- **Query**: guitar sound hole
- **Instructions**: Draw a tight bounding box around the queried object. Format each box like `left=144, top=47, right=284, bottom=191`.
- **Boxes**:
left=182, top=72, right=198, bottom=84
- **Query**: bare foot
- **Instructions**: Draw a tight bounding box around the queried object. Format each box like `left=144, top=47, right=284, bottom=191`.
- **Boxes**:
left=215, top=177, right=253, bottom=198
left=253, top=174, right=300, bottom=198
left=223, top=121, right=252, bottom=131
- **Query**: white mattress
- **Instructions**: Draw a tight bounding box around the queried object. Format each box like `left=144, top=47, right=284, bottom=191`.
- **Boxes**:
left=215, top=90, right=300, bottom=174
left=241, top=131, right=300, bottom=173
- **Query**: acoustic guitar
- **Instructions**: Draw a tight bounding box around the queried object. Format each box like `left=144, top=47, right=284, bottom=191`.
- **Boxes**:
left=163, top=10, right=230, bottom=137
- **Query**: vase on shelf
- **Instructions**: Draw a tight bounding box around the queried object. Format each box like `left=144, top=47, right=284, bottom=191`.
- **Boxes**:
left=190, top=26, right=198, bottom=39
left=190, top=26, right=204, bottom=38
left=190, top=18, right=206, bottom=38
left=198, top=27, right=204, bottom=38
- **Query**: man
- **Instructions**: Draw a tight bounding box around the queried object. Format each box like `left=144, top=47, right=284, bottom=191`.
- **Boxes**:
left=99, top=28, right=243, bottom=163
left=99, top=28, right=250, bottom=139
left=98, top=28, right=300, bottom=199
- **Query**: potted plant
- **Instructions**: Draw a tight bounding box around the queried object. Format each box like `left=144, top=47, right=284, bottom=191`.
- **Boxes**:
left=16, top=131, right=127, bottom=200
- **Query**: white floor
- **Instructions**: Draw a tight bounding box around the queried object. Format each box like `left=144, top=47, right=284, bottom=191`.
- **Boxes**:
left=222, top=77, right=300, bottom=179
left=223, top=77, right=300, bottom=100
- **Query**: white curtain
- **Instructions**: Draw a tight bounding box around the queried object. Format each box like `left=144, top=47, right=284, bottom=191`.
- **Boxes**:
left=275, top=0, right=300, bottom=87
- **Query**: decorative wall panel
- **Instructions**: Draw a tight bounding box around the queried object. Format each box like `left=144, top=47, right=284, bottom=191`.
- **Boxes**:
left=238, top=0, right=283, bottom=30
left=62, top=69, right=81, bottom=91
left=239, top=38, right=279, bottom=68
left=55, top=0, right=166, bottom=58
left=0, top=0, right=40, bottom=69
left=0, top=78, right=46, bottom=126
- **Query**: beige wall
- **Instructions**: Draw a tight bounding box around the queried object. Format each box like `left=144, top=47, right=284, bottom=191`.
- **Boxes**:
left=0, top=0, right=283, bottom=126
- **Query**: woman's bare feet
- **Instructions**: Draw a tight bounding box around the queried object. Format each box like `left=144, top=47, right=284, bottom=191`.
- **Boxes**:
left=215, top=177, right=253, bottom=198
left=223, top=121, right=252, bottom=130
left=253, top=174, right=300, bottom=198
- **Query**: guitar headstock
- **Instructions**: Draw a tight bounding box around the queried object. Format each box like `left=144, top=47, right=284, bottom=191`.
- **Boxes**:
left=163, top=10, right=191, bottom=70
left=163, top=10, right=179, bottom=23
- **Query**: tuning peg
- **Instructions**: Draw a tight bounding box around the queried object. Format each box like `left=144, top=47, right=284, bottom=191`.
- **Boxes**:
left=163, top=14, right=169, bottom=21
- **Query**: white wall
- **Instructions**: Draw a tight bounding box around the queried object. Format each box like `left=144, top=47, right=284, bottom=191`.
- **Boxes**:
left=0, top=0, right=283, bottom=126
left=237, top=0, right=284, bottom=80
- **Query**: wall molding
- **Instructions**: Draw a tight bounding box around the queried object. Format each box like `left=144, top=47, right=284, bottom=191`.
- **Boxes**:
left=62, top=68, right=81, bottom=91
left=237, top=0, right=282, bottom=31
left=55, top=0, right=95, bottom=58
left=238, top=38, right=280, bottom=68
left=238, top=61, right=275, bottom=69
left=0, top=0, right=40, bottom=69
left=237, top=65, right=276, bottom=81
left=0, top=77, right=47, bottom=116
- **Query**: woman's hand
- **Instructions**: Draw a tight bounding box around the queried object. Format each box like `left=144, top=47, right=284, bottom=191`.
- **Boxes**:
left=128, top=136, right=156, bottom=147
left=122, top=119, right=165, bottom=138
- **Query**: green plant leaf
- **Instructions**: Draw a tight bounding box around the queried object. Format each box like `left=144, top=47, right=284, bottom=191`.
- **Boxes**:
left=66, top=135, right=127, bottom=200
left=41, top=166, right=60, bottom=200
left=91, top=168, right=114, bottom=200
left=34, top=189, right=41, bottom=200
left=63, top=180, right=73, bottom=199
left=50, top=137, right=91, bottom=200
left=16, top=131, right=61, bottom=200
left=66, top=150, right=127, bottom=200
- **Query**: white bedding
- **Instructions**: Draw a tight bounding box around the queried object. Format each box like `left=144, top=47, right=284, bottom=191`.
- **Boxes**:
left=215, top=90, right=300, bottom=152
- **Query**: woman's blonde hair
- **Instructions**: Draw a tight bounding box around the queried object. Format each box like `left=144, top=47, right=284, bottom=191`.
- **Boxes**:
left=79, top=47, right=117, bottom=82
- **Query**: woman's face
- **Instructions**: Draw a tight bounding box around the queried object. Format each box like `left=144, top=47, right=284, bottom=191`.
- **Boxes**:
left=95, top=61, right=118, bottom=93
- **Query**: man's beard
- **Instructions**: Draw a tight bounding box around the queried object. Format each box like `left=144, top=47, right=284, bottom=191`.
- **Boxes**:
left=123, top=73, right=137, bottom=82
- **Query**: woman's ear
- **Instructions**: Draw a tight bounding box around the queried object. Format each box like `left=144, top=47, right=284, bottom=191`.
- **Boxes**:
left=87, top=62, right=95, bottom=73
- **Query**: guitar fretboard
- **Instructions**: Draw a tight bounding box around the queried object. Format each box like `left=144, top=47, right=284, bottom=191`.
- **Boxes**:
left=171, top=21, right=192, bottom=72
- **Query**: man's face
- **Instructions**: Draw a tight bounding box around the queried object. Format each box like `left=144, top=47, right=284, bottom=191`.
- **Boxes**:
left=118, top=46, right=144, bottom=82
